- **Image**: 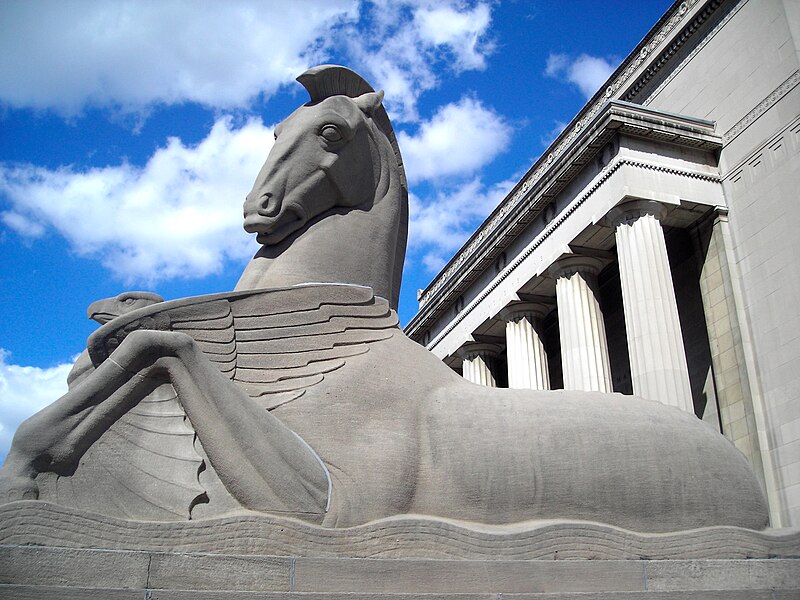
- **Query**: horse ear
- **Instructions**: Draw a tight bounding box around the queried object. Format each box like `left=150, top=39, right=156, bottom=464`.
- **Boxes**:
left=354, top=90, right=384, bottom=115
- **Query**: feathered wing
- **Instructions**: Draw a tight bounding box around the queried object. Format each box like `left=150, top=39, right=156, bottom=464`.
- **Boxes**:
left=43, top=284, right=397, bottom=520
left=227, top=284, right=397, bottom=407
left=38, top=380, right=207, bottom=521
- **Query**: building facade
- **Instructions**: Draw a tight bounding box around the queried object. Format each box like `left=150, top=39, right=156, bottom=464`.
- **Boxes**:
left=405, top=0, right=800, bottom=528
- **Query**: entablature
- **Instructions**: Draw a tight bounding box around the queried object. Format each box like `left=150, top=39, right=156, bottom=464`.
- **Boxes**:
left=406, top=99, right=722, bottom=343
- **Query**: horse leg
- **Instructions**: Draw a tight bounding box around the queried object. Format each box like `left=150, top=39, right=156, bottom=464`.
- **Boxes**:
left=0, top=330, right=330, bottom=516
left=0, top=349, right=160, bottom=501
left=128, top=330, right=330, bottom=516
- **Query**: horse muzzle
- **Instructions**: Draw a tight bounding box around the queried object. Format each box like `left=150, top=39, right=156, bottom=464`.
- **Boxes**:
left=243, top=195, right=307, bottom=245
left=243, top=191, right=280, bottom=232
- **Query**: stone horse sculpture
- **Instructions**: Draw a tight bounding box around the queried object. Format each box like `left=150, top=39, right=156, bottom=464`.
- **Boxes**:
left=0, top=66, right=768, bottom=534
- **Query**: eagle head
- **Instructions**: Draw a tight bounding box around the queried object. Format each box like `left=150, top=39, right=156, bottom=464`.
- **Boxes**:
left=87, top=291, right=164, bottom=325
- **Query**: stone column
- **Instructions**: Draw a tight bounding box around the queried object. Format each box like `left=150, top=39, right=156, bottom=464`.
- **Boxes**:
left=551, top=256, right=613, bottom=393
left=457, top=342, right=502, bottom=387
left=609, top=200, right=693, bottom=413
left=499, top=303, right=551, bottom=390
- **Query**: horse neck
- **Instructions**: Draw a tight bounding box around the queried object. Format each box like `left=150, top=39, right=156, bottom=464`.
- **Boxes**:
left=236, top=143, right=407, bottom=310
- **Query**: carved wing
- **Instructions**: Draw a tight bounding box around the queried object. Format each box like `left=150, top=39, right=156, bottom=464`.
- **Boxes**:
left=88, top=283, right=398, bottom=406
left=65, top=284, right=397, bottom=520
left=226, top=284, right=398, bottom=407
left=38, top=381, right=208, bottom=521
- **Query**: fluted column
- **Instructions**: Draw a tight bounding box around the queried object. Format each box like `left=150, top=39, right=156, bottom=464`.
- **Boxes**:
left=499, top=303, right=551, bottom=390
left=551, top=256, right=613, bottom=392
left=457, top=342, right=501, bottom=387
left=609, top=200, right=693, bottom=413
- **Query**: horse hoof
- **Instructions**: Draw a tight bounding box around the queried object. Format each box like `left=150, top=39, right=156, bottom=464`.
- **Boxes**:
left=0, top=476, right=39, bottom=502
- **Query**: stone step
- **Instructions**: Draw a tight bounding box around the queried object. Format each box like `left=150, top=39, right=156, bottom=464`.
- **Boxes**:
left=2, top=545, right=799, bottom=596
left=1, top=587, right=800, bottom=599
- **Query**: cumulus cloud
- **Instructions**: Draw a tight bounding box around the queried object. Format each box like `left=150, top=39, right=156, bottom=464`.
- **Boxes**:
left=0, top=0, right=358, bottom=114
left=413, top=3, right=492, bottom=71
left=0, top=349, right=71, bottom=462
left=398, top=97, right=511, bottom=183
left=545, top=52, right=618, bottom=99
left=0, top=117, right=273, bottom=284
left=343, top=1, right=495, bottom=121
left=0, top=0, right=494, bottom=121
left=408, top=177, right=515, bottom=272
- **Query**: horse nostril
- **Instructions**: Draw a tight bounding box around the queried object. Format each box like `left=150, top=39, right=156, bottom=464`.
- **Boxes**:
left=258, top=192, right=282, bottom=217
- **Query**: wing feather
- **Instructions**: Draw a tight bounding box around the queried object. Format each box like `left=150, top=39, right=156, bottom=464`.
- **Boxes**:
left=69, top=284, right=397, bottom=520
left=228, top=285, right=397, bottom=404
left=37, top=382, right=207, bottom=521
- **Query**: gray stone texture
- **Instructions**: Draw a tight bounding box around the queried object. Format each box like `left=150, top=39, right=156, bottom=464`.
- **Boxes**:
left=0, top=64, right=771, bottom=536
left=0, top=1, right=798, bottom=595
left=1, top=545, right=799, bottom=596
left=405, top=0, right=800, bottom=531
left=2, top=502, right=798, bottom=559
left=644, top=0, right=800, bottom=528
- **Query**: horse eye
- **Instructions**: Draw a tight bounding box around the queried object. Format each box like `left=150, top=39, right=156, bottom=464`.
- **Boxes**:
left=320, top=125, right=343, bottom=142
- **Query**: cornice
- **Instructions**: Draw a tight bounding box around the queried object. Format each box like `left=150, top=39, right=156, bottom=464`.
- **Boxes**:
left=408, top=157, right=722, bottom=347
left=406, top=99, right=721, bottom=340
left=407, top=0, right=727, bottom=338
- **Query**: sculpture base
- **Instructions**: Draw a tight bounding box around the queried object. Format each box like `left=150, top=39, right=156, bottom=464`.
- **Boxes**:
left=1, top=501, right=799, bottom=560
left=1, top=502, right=799, bottom=597
left=2, top=545, right=799, bottom=598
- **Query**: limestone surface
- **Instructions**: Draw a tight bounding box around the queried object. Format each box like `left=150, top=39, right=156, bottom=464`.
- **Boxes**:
left=0, top=65, right=773, bottom=543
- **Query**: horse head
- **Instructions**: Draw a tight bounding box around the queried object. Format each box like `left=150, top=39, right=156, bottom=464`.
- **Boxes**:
left=243, top=66, right=406, bottom=246
left=238, top=65, right=408, bottom=310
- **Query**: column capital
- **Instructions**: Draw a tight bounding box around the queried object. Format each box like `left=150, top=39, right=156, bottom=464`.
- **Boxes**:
left=456, top=342, right=502, bottom=361
left=548, top=255, right=606, bottom=279
left=607, top=199, right=668, bottom=227
left=498, top=301, right=552, bottom=323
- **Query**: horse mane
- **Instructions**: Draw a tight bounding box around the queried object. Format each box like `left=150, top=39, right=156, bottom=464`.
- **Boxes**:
left=297, top=65, right=408, bottom=193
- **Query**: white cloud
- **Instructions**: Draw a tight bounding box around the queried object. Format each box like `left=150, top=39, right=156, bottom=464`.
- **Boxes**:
left=398, top=97, right=511, bottom=183
left=0, top=117, right=273, bottom=284
left=0, top=0, right=358, bottom=114
left=0, top=349, right=72, bottom=463
left=408, top=177, right=515, bottom=272
left=0, top=0, right=494, bottom=121
left=413, top=3, right=493, bottom=71
left=343, top=1, right=495, bottom=122
left=545, top=52, right=618, bottom=99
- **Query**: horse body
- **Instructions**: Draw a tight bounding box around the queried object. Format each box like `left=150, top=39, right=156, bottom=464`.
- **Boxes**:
left=0, top=66, right=769, bottom=533
left=270, top=329, right=767, bottom=531
left=234, top=65, right=768, bottom=532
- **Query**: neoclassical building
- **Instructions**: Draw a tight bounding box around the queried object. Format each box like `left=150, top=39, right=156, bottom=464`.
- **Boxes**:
left=405, top=0, right=800, bottom=528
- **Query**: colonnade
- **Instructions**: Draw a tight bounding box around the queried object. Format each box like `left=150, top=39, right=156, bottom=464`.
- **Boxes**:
left=458, top=200, right=694, bottom=413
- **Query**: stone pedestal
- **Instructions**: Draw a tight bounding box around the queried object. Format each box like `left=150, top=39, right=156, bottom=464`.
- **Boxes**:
left=499, top=302, right=551, bottom=390
left=552, top=257, right=613, bottom=393
left=2, top=543, right=799, bottom=598
left=457, top=342, right=501, bottom=387
left=2, top=503, right=799, bottom=596
left=610, top=200, right=693, bottom=413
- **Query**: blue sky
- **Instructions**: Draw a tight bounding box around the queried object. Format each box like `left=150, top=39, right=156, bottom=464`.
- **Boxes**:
left=0, top=0, right=672, bottom=458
